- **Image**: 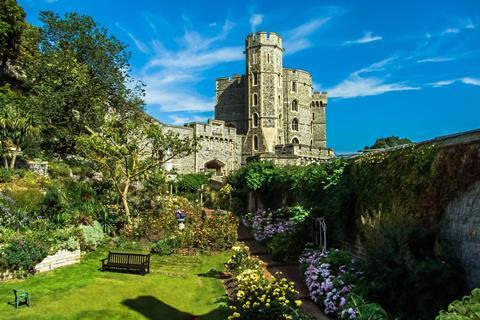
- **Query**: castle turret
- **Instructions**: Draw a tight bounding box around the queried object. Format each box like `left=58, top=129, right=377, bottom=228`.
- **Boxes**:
left=311, top=92, right=327, bottom=148
left=244, top=32, right=283, bottom=154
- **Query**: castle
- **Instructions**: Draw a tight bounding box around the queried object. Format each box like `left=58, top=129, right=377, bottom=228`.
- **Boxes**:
left=162, top=32, right=333, bottom=176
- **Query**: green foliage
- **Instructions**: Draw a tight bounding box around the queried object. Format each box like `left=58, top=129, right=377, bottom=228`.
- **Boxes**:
left=175, top=173, right=211, bottom=193
left=78, top=221, right=104, bottom=251
left=0, top=167, right=14, bottom=182
left=77, top=114, right=196, bottom=225
left=436, top=289, right=480, bottom=320
left=266, top=230, right=306, bottom=262
left=359, top=207, right=463, bottom=319
left=347, top=294, right=389, bottom=320
left=48, top=161, right=71, bottom=179
left=151, top=236, right=177, bottom=255
left=0, top=236, right=48, bottom=273
left=364, top=136, right=412, bottom=150
left=225, top=244, right=262, bottom=275
left=60, top=236, right=80, bottom=251
left=0, top=0, right=27, bottom=81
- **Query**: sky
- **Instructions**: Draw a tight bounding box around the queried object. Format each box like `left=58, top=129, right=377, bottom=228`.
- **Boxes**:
left=19, top=0, right=480, bottom=153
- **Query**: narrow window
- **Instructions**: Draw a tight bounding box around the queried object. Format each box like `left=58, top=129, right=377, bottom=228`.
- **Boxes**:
left=292, top=137, right=299, bottom=144
left=253, top=93, right=258, bottom=106
left=253, top=73, right=258, bottom=85
left=292, top=118, right=299, bottom=131
left=291, top=100, right=298, bottom=111
left=253, top=135, right=259, bottom=150
left=312, top=113, right=315, bottom=120
left=292, top=81, right=297, bottom=92
left=278, top=136, right=282, bottom=144
left=267, top=53, right=270, bottom=63
left=310, top=139, right=313, bottom=147
left=253, top=113, right=259, bottom=127
left=278, top=95, right=281, bottom=106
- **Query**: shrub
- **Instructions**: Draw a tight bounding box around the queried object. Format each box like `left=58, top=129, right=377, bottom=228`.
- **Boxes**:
left=60, top=236, right=80, bottom=251
left=1, top=236, right=48, bottom=273
left=228, top=269, right=308, bottom=320
left=299, top=248, right=387, bottom=319
left=225, top=244, right=262, bottom=275
left=436, top=288, right=480, bottom=320
left=0, top=168, right=14, bottom=183
left=175, top=173, right=211, bottom=193
left=78, top=221, right=104, bottom=251
left=151, top=236, right=177, bottom=255
left=266, top=230, right=306, bottom=262
left=48, top=161, right=72, bottom=179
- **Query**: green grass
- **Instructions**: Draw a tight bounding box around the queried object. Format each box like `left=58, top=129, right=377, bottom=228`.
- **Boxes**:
left=0, top=249, right=232, bottom=319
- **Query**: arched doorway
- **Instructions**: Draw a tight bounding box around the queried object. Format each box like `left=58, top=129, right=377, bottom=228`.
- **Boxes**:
left=204, top=159, right=226, bottom=176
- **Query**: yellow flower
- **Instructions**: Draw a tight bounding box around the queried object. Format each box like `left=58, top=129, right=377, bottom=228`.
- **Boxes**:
left=295, top=300, right=302, bottom=307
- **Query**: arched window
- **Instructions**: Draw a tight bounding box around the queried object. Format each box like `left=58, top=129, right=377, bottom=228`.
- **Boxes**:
left=291, top=100, right=298, bottom=111
left=316, top=101, right=320, bottom=107
left=292, top=137, right=299, bottom=144
left=310, top=139, right=313, bottom=147
left=312, top=113, right=315, bottom=120
left=253, top=73, right=258, bottom=85
left=292, top=118, right=299, bottom=131
left=278, top=95, right=281, bottom=106
left=278, top=113, right=282, bottom=126
left=292, top=81, right=297, bottom=92
left=253, top=135, right=259, bottom=150
left=320, top=101, right=324, bottom=107
left=311, top=102, right=314, bottom=108
left=253, top=93, right=258, bottom=106
left=253, top=113, right=259, bottom=127
left=267, top=54, right=270, bottom=63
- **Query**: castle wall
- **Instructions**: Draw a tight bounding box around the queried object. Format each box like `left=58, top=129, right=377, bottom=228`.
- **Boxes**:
left=283, top=69, right=314, bottom=145
left=215, top=75, right=247, bottom=134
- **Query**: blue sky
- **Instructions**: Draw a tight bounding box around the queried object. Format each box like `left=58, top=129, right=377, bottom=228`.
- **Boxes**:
left=19, top=0, right=480, bottom=153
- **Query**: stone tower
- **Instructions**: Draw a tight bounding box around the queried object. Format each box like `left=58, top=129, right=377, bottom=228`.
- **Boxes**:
left=243, top=32, right=283, bottom=155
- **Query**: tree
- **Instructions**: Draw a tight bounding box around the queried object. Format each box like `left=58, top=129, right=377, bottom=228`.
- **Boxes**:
left=0, top=87, right=40, bottom=168
left=0, top=0, right=27, bottom=85
left=77, top=114, right=196, bottom=225
left=364, top=136, right=412, bottom=150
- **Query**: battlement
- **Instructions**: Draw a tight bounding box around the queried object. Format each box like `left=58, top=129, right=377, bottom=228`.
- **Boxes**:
left=188, top=119, right=238, bottom=140
left=216, top=74, right=246, bottom=91
left=246, top=31, right=283, bottom=49
left=313, top=91, right=328, bottom=105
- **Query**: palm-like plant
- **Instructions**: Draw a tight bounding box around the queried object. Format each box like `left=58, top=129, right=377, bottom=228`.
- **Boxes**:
left=0, top=107, right=40, bottom=169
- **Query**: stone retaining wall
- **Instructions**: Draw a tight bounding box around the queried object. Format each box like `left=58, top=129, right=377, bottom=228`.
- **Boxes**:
left=34, top=249, right=81, bottom=273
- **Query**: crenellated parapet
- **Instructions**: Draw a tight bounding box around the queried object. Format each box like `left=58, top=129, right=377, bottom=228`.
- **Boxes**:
left=246, top=31, right=283, bottom=49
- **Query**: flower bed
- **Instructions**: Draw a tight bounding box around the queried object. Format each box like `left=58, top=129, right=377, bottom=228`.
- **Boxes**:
left=225, top=244, right=311, bottom=320
left=299, top=248, right=388, bottom=320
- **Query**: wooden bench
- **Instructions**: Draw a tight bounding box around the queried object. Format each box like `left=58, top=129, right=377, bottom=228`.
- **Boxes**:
left=101, top=252, right=150, bottom=275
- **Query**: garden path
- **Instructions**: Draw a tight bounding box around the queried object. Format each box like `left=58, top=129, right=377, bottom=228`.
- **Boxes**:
left=237, top=225, right=331, bottom=320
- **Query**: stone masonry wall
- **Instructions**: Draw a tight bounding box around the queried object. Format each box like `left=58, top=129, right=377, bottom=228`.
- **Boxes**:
left=441, top=178, right=480, bottom=289
left=35, top=249, right=81, bottom=273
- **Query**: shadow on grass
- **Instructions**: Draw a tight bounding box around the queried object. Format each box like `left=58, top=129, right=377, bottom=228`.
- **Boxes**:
left=197, top=269, right=232, bottom=280
left=123, top=295, right=228, bottom=320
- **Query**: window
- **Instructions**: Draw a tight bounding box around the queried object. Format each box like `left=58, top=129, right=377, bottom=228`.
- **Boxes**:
left=253, top=113, right=259, bottom=127
left=278, top=136, right=282, bottom=144
left=292, top=137, right=299, bottom=144
left=310, top=139, right=313, bottom=147
left=278, top=95, right=281, bottom=106
left=278, top=74, right=281, bottom=86
left=292, top=81, right=297, bottom=92
left=253, top=135, right=259, bottom=150
left=278, top=113, right=282, bottom=127
left=291, top=100, right=298, bottom=111
left=320, top=101, right=324, bottom=107
left=253, top=93, right=258, bottom=106
left=267, top=54, right=270, bottom=63
left=253, top=73, right=258, bottom=86
left=316, top=101, right=320, bottom=107
left=312, top=113, right=315, bottom=120
left=292, top=118, right=299, bottom=131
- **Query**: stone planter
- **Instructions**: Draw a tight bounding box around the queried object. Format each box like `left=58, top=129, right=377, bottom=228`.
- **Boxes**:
left=34, top=249, right=81, bottom=273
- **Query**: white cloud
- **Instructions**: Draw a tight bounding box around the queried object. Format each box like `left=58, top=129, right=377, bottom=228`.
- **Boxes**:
left=115, top=22, right=150, bottom=54
left=353, top=56, right=397, bottom=76
left=417, top=56, right=455, bottom=63
left=249, top=14, right=264, bottom=32
left=460, top=17, right=476, bottom=29
left=328, top=75, right=419, bottom=99
left=443, top=28, right=460, bottom=34
left=170, top=114, right=209, bottom=125
left=139, top=19, right=240, bottom=115
left=429, top=77, right=480, bottom=88
left=343, top=31, right=382, bottom=46
left=461, top=77, right=480, bottom=86
left=430, top=79, right=456, bottom=87
left=284, top=18, right=331, bottom=54
left=145, top=46, right=243, bottom=69
left=145, top=17, right=157, bottom=34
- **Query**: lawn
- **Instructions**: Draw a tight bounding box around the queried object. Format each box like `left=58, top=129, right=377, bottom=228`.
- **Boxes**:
left=0, top=249, right=232, bottom=320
